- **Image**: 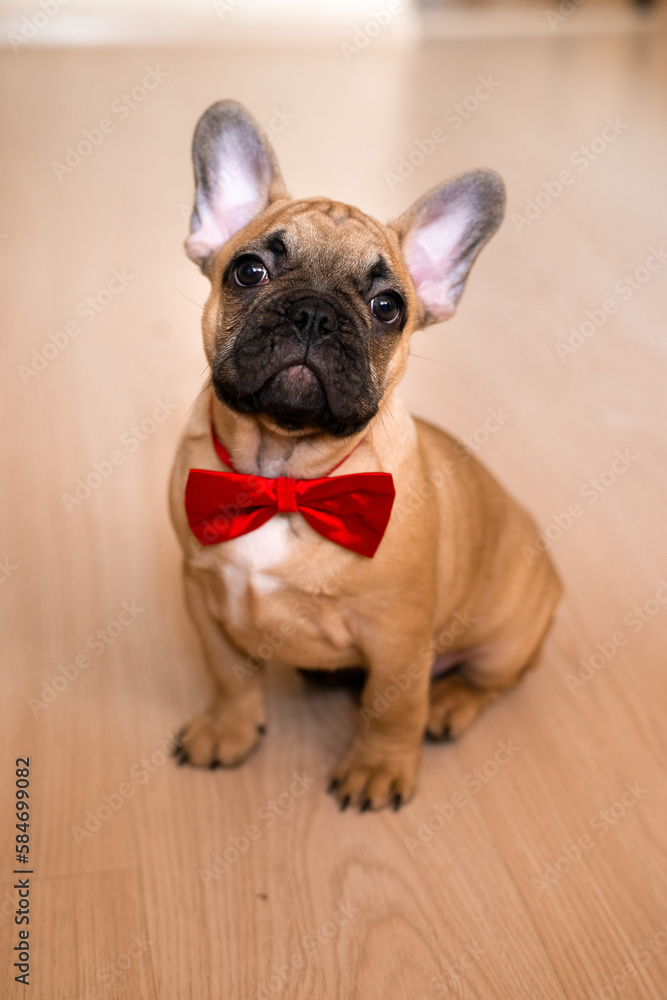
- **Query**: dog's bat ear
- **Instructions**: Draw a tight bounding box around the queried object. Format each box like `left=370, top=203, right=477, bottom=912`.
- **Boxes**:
left=185, top=100, right=287, bottom=272
left=389, top=170, right=505, bottom=326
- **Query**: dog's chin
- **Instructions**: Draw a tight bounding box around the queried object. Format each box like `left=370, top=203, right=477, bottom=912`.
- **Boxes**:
left=213, top=364, right=375, bottom=438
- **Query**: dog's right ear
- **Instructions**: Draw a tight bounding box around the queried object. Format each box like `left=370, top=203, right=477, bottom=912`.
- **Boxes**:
left=185, top=100, right=287, bottom=273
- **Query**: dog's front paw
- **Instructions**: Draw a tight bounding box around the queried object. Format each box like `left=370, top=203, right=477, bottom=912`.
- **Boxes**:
left=328, top=741, right=420, bottom=812
left=174, top=696, right=266, bottom=768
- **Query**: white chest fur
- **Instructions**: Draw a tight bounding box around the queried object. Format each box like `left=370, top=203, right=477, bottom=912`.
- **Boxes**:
left=219, top=515, right=292, bottom=626
left=190, top=514, right=357, bottom=666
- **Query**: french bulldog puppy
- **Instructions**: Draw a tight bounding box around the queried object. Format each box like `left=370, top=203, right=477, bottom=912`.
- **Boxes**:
left=169, top=100, right=561, bottom=811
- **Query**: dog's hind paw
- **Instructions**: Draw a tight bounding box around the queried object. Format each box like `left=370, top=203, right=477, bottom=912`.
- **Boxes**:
left=427, top=674, right=501, bottom=740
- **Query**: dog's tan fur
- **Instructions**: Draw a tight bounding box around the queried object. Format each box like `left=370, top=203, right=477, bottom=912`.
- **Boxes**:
left=169, top=103, right=561, bottom=811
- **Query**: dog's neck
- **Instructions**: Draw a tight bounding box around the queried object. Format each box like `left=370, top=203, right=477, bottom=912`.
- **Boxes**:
left=210, top=392, right=372, bottom=479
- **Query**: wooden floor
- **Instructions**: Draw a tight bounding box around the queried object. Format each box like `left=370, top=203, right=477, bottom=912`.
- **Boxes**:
left=1, top=25, right=667, bottom=1000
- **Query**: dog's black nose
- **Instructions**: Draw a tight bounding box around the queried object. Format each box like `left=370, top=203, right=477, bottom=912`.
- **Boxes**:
left=288, top=297, right=337, bottom=340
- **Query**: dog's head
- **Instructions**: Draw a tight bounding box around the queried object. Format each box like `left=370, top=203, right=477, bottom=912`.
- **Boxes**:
left=185, top=100, right=505, bottom=438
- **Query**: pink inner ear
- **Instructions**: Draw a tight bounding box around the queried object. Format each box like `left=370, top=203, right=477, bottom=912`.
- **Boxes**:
left=186, top=199, right=258, bottom=263
left=185, top=149, right=267, bottom=264
left=405, top=207, right=472, bottom=318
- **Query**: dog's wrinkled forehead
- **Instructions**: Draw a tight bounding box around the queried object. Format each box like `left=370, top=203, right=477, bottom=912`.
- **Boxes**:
left=241, top=199, right=405, bottom=295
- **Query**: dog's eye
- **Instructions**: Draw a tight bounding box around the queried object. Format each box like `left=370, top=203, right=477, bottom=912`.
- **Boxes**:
left=371, top=292, right=401, bottom=324
left=234, top=257, right=269, bottom=287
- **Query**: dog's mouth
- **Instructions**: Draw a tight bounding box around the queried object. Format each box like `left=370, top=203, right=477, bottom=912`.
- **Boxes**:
left=213, top=358, right=362, bottom=434
left=253, top=362, right=327, bottom=429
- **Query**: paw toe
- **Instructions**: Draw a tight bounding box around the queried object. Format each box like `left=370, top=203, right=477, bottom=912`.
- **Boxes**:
left=328, top=746, right=418, bottom=811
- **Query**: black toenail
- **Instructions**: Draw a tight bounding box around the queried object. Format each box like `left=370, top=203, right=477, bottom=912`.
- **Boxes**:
left=257, top=724, right=266, bottom=735
left=393, top=793, right=403, bottom=811
left=328, top=777, right=340, bottom=793
left=340, top=795, right=350, bottom=811
left=209, top=760, right=221, bottom=770
left=177, top=752, right=189, bottom=766
left=425, top=725, right=452, bottom=743
left=360, top=799, right=372, bottom=812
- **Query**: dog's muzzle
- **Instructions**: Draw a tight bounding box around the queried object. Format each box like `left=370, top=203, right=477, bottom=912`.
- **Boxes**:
left=212, top=292, right=379, bottom=436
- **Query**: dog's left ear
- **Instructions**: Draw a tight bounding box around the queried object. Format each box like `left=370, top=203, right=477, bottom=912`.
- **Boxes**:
left=389, top=170, right=505, bottom=326
left=185, top=100, right=287, bottom=272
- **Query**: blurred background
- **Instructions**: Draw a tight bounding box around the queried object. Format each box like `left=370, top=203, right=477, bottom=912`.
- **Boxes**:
left=2, top=2, right=667, bottom=999
left=0, top=0, right=664, bottom=43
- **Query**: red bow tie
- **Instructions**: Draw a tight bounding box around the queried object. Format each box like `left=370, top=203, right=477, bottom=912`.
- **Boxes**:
left=184, top=419, right=395, bottom=558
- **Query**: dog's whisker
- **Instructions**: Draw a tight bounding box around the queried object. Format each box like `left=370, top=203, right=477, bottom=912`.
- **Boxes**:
left=409, top=351, right=441, bottom=363
left=300, top=437, right=326, bottom=458
left=185, top=377, right=212, bottom=418
left=171, top=285, right=205, bottom=311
